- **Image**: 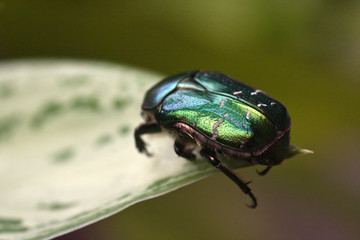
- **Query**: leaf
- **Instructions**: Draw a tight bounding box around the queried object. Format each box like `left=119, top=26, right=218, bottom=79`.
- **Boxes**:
left=0, top=60, right=311, bottom=240
left=0, top=60, right=217, bottom=240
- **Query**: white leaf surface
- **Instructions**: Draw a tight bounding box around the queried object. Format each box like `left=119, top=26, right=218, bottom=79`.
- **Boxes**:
left=0, top=60, right=216, bottom=240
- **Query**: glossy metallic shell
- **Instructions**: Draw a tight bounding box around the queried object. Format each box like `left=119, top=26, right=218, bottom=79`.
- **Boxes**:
left=141, top=71, right=291, bottom=164
left=142, top=71, right=194, bottom=110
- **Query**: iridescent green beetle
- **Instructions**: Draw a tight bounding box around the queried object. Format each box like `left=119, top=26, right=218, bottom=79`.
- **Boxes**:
left=135, top=71, right=292, bottom=208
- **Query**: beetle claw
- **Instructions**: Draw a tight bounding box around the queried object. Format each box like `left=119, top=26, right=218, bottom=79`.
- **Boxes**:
left=134, top=122, right=162, bottom=157
left=245, top=180, right=252, bottom=186
left=140, top=145, right=152, bottom=157
left=144, top=148, right=153, bottom=157
left=256, top=166, right=272, bottom=176
left=245, top=192, right=257, bottom=209
left=136, top=140, right=152, bottom=157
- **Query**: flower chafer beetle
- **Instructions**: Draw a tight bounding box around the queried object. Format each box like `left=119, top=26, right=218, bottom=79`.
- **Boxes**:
left=135, top=71, right=292, bottom=208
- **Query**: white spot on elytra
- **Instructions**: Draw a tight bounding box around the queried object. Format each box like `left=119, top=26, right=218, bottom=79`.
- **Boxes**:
left=233, top=91, right=242, bottom=95
left=257, top=103, right=267, bottom=107
left=250, top=89, right=263, bottom=95
left=246, top=110, right=251, bottom=120
left=211, top=118, right=224, bottom=141
left=219, top=100, right=227, bottom=108
left=211, top=111, right=229, bottom=141
left=271, top=102, right=276, bottom=106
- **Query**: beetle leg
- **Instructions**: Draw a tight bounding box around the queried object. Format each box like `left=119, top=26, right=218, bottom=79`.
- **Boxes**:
left=256, top=166, right=272, bottom=176
left=134, top=123, right=162, bottom=156
left=200, top=149, right=257, bottom=208
left=174, top=138, right=196, bottom=161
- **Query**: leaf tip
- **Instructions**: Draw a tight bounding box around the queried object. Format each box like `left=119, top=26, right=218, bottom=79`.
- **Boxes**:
left=287, top=145, right=314, bottom=159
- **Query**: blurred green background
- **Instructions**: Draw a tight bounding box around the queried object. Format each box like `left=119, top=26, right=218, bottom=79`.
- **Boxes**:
left=1, top=1, right=360, bottom=239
